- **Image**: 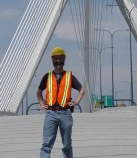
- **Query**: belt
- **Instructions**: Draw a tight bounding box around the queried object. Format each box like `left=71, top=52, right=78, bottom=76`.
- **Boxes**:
left=47, top=106, right=69, bottom=111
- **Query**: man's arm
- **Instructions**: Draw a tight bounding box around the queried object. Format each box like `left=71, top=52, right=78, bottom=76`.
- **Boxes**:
left=75, top=87, right=85, bottom=105
left=67, top=87, right=85, bottom=107
left=37, top=89, right=48, bottom=110
left=67, top=74, right=85, bottom=107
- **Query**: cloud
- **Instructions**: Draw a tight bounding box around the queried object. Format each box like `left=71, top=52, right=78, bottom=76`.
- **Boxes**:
left=54, top=17, right=77, bottom=41
left=0, top=9, right=22, bottom=20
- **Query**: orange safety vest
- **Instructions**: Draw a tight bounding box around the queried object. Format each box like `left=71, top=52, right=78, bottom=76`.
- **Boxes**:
left=46, top=71, right=72, bottom=107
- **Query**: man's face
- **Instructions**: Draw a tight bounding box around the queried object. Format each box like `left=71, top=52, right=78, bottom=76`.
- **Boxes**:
left=52, top=55, right=65, bottom=71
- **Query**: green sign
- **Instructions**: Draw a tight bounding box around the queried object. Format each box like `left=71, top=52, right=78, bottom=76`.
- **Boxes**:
left=92, top=95, right=113, bottom=107
left=92, top=95, right=100, bottom=106
left=102, top=95, right=113, bottom=107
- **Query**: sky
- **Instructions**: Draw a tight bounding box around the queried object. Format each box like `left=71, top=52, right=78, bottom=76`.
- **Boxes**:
left=0, top=0, right=137, bottom=114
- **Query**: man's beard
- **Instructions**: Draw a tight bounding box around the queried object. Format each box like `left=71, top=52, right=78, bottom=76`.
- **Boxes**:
left=53, top=61, right=64, bottom=71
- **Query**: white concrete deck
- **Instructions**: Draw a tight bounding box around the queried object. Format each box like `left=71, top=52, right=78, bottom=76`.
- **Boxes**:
left=0, top=107, right=137, bottom=158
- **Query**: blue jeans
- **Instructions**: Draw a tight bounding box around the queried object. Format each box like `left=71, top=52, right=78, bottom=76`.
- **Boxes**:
left=40, top=109, right=73, bottom=158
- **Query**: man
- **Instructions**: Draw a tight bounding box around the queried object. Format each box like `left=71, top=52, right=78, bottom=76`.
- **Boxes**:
left=37, top=47, right=85, bottom=158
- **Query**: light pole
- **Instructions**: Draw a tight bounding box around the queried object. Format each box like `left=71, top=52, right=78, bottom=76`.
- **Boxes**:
left=92, top=47, right=111, bottom=108
left=128, top=6, right=136, bottom=105
left=108, top=4, right=136, bottom=105
left=95, top=28, right=128, bottom=106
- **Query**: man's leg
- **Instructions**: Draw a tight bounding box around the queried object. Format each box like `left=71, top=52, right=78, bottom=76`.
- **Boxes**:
left=40, top=110, right=58, bottom=158
left=59, top=109, right=73, bottom=158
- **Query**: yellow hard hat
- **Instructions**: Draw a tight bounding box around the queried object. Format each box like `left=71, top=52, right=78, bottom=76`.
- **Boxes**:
left=51, top=47, right=66, bottom=57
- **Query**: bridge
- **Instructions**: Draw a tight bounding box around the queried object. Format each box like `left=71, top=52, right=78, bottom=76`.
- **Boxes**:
left=0, top=1, right=137, bottom=157
left=0, top=0, right=137, bottom=115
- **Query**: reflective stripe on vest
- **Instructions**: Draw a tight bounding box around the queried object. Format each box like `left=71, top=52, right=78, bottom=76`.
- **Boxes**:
left=48, top=71, right=53, bottom=106
left=46, top=71, right=72, bottom=107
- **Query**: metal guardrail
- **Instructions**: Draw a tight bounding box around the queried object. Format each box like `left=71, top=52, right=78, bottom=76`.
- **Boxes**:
left=114, top=99, right=136, bottom=106
left=26, top=102, right=82, bottom=115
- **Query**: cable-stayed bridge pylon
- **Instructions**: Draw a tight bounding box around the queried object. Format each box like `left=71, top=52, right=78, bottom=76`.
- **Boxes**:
left=0, top=0, right=68, bottom=114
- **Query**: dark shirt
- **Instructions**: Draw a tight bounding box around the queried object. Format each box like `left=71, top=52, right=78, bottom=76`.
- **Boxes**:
left=39, top=71, right=82, bottom=91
